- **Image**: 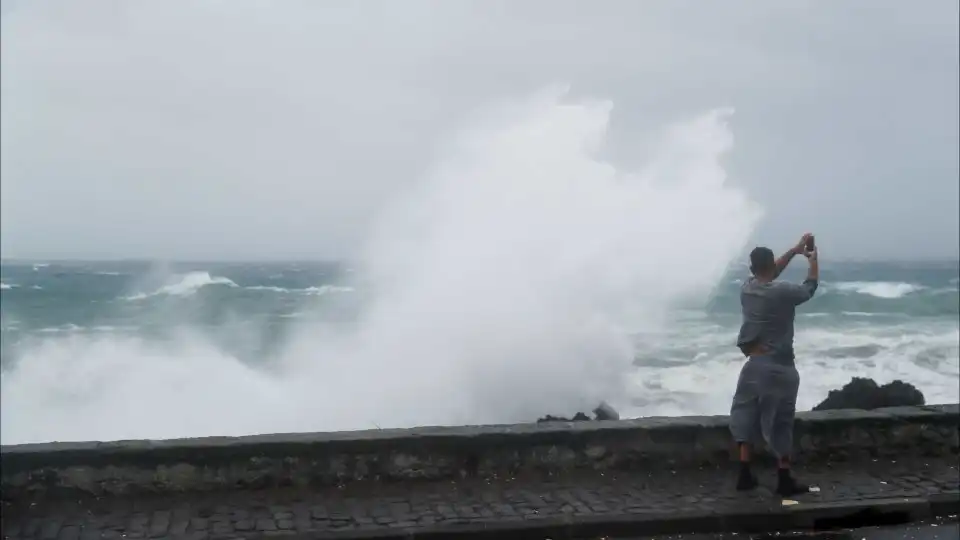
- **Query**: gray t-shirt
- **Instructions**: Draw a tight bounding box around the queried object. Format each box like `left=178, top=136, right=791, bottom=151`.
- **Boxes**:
left=736, top=276, right=818, bottom=364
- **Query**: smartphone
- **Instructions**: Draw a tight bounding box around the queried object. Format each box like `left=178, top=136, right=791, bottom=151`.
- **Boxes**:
left=805, top=235, right=816, bottom=252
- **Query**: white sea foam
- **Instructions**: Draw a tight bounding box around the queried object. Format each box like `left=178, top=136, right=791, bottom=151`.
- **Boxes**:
left=2, top=89, right=765, bottom=443
left=246, top=286, right=291, bottom=293
left=246, top=285, right=354, bottom=295
left=37, top=324, right=83, bottom=333
left=0, top=283, right=43, bottom=291
left=622, top=323, right=960, bottom=418
left=304, top=285, right=354, bottom=295
left=124, top=271, right=237, bottom=300
left=831, top=281, right=924, bottom=299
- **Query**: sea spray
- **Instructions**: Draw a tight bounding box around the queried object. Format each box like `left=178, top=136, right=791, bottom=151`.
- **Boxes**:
left=0, top=89, right=762, bottom=443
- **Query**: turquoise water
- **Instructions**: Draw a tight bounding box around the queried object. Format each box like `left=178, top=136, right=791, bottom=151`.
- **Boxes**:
left=1, top=259, right=957, bottom=443
left=1, top=261, right=354, bottom=365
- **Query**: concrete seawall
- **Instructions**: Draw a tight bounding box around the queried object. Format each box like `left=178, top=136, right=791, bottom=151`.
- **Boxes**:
left=2, top=404, right=957, bottom=499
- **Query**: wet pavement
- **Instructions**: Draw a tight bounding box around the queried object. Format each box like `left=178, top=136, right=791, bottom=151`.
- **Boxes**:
left=3, top=456, right=957, bottom=539
left=618, top=514, right=959, bottom=539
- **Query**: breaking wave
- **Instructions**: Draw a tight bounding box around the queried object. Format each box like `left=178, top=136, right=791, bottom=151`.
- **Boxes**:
left=125, top=271, right=237, bottom=300
left=831, top=281, right=924, bottom=299
left=3, top=88, right=765, bottom=443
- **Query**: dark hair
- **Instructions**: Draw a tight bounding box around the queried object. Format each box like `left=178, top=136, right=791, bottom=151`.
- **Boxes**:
left=749, top=247, right=776, bottom=276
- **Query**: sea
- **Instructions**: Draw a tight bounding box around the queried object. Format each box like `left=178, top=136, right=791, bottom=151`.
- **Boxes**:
left=1, top=258, right=957, bottom=444
left=1, top=95, right=957, bottom=445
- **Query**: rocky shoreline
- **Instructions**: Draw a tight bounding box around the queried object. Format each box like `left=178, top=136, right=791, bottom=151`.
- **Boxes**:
left=536, top=377, right=926, bottom=423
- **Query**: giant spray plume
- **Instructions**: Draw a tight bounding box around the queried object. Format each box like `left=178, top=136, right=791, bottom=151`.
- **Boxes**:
left=0, top=88, right=762, bottom=443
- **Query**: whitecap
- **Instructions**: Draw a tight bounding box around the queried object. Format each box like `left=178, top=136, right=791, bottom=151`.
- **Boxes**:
left=246, top=285, right=354, bottom=295
left=831, top=281, right=924, bottom=299
left=304, top=285, right=354, bottom=295
left=246, top=285, right=291, bottom=293
left=125, top=271, right=237, bottom=300
left=37, top=324, right=83, bottom=333
left=931, top=286, right=959, bottom=295
left=618, top=324, right=960, bottom=420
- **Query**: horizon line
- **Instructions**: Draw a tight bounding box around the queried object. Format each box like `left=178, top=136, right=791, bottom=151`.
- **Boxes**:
left=2, top=256, right=959, bottom=265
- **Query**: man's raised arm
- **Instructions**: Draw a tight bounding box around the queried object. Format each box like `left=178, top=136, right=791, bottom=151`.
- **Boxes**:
left=779, top=247, right=819, bottom=305
left=772, top=233, right=811, bottom=280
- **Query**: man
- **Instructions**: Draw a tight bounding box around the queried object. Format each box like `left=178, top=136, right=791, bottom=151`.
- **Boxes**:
left=730, top=233, right=819, bottom=496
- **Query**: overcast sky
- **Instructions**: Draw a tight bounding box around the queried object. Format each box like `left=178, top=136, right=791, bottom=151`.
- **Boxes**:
left=1, top=0, right=957, bottom=261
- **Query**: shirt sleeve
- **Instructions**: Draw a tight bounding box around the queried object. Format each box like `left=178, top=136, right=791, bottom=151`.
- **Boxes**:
left=777, top=279, right=819, bottom=306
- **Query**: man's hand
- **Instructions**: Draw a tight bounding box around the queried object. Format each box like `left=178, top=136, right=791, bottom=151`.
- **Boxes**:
left=804, top=247, right=818, bottom=260
left=793, top=233, right=813, bottom=254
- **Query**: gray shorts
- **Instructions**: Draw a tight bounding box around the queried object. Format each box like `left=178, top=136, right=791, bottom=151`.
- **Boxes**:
left=729, top=355, right=800, bottom=459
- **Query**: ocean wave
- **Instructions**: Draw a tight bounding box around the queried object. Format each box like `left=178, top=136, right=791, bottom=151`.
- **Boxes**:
left=29, top=324, right=136, bottom=334
left=246, top=285, right=354, bottom=295
left=820, top=344, right=883, bottom=359
left=305, top=285, right=354, bottom=295
left=0, top=96, right=766, bottom=443
left=776, top=310, right=901, bottom=318
left=245, top=285, right=290, bottom=293
left=125, top=271, right=237, bottom=300
left=0, top=283, right=43, bottom=291
left=831, top=281, right=924, bottom=299
left=37, top=324, right=83, bottom=333
left=623, top=324, right=959, bottom=418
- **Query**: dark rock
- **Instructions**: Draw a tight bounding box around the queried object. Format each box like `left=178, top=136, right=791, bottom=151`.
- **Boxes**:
left=813, top=377, right=925, bottom=411
left=536, top=402, right=621, bottom=423
left=593, top=401, right=620, bottom=421
left=537, top=412, right=592, bottom=423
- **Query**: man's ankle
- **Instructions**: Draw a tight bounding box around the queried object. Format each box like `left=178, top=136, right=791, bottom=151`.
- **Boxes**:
left=776, top=467, right=809, bottom=496
left=736, top=462, right=757, bottom=490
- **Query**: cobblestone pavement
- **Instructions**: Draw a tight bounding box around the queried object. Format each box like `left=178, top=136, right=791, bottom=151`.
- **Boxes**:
left=3, top=457, right=957, bottom=539
left=624, top=516, right=960, bottom=540
left=621, top=515, right=960, bottom=539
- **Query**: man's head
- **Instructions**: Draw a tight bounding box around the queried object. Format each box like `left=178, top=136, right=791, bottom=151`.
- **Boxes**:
left=749, top=246, right=776, bottom=278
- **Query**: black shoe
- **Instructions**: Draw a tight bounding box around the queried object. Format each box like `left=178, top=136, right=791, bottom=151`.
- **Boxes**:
left=736, top=467, right=758, bottom=491
left=776, top=471, right=810, bottom=497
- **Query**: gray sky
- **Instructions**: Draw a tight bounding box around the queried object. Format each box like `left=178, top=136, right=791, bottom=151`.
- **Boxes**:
left=1, top=0, right=957, bottom=261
